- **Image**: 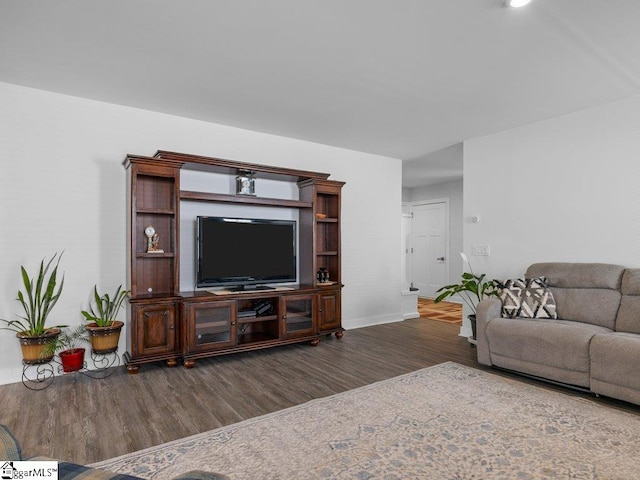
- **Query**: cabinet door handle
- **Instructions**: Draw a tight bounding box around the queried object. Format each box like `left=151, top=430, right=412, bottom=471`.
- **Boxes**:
left=169, top=325, right=175, bottom=330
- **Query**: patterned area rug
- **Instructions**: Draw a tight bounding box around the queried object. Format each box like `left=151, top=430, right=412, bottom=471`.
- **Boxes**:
left=92, top=363, right=640, bottom=479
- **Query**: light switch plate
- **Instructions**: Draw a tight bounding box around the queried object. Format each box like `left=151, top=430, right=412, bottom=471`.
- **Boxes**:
left=472, top=244, right=490, bottom=256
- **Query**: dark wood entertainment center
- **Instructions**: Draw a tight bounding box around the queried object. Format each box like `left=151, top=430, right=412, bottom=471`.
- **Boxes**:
left=123, top=151, right=344, bottom=372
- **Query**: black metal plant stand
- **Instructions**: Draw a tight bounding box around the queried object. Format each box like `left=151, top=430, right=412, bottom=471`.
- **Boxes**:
left=80, top=350, right=120, bottom=379
left=21, top=361, right=56, bottom=391
left=21, top=349, right=120, bottom=389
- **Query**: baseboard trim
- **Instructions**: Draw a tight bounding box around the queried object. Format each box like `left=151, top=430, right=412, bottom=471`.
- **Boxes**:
left=345, top=313, right=404, bottom=330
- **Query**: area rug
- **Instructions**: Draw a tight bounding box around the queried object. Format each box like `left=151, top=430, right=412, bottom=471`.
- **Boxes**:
left=92, top=362, right=640, bottom=479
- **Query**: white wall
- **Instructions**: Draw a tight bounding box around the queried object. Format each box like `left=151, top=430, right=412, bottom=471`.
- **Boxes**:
left=464, top=94, right=640, bottom=285
left=0, top=82, right=402, bottom=385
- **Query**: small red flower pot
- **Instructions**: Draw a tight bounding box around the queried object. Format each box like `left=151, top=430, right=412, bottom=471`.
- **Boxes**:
left=59, top=348, right=85, bottom=373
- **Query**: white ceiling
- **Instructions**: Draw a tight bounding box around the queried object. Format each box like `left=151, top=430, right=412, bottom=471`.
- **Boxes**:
left=2, top=1, right=640, bottom=186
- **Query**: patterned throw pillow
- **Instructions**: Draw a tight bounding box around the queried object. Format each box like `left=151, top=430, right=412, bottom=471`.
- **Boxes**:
left=499, top=277, right=557, bottom=319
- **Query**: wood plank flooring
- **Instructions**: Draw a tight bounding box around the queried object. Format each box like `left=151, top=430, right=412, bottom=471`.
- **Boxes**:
left=418, top=298, right=462, bottom=324
left=0, top=318, right=637, bottom=465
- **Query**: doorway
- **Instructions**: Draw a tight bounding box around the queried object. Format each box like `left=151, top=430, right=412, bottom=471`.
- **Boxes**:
left=409, top=200, right=449, bottom=298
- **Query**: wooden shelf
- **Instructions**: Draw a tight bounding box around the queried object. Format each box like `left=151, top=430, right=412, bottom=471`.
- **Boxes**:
left=156, top=150, right=331, bottom=182
left=285, top=315, right=312, bottom=323
left=237, top=315, right=278, bottom=324
left=317, top=251, right=338, bottom=256
left=137, top=208, right=175, bottom=215
left=238, top=332, right=279, bottom=345
left=180, top=190, right=312, bottom=209
left=136, top=253, right=175, bottom=258
left=195, top=320, right=229, bottom=330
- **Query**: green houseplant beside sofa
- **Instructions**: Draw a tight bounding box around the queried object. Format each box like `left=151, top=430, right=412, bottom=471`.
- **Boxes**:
left=476, top=262, right=640, bottom=406
left=0, top=424, right=229, bottom=480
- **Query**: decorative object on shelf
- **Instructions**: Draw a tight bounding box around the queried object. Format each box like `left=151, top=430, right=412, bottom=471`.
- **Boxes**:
left=315, top=213, right=327, bottom=219
left=0, top=252, right=67, bottom=364
left=235, top=170, right=256, bottom=196
left=433, top=252, right=499, bottom=340
left=42, top=325, right=89, bottom=373
left=82, top=284, right=129, bottom=354
left=317, top=268, right=329, bottom=283
left=144, top=225, right=164, bottom=253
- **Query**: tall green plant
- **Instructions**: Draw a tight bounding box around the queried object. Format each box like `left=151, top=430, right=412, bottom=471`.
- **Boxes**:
left=81, top=285, right=129, bottom=327
left=0, top=253, right=66, bottom=335
left=434, top=253, right=499, bottom=315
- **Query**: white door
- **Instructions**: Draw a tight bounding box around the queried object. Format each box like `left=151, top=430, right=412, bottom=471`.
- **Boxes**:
left=401, top=214, right=413, bottom=291
left=411, top=202, right=447, bottom=298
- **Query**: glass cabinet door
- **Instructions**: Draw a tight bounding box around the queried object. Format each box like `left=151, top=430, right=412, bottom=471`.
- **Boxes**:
left=281, top=295, right=316, bottom=338
left=186, top=301, right=237, bottom=353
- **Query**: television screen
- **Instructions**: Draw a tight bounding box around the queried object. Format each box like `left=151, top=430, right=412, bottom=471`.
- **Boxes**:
left=196, top=216, right=297, bottom=290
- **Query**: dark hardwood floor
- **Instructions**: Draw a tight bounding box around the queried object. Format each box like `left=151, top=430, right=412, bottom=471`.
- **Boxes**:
left=0, top=318, right=637, bottom=465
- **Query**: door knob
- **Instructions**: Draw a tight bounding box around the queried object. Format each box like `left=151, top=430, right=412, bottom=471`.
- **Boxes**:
left=436, top=257, right=445, bottom=261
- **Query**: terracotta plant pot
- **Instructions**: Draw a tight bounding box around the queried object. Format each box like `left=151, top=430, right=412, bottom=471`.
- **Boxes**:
left=85, top=321, right=123, bottom=354
left=17, top=328, right=61, bottom=365
left=59, top=348, right=85, bottom=373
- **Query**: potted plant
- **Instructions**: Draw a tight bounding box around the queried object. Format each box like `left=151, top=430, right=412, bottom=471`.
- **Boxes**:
left=82, top=285, right=129, bottom=354
left=42, top=325, right=88, bottom=373
left=0, top=253, right=67, bottom=364
left=434, top=253, right=499, bottom=340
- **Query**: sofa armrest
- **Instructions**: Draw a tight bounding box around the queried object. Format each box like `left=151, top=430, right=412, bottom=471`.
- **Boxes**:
left=476, top=297, right=502, bottom=366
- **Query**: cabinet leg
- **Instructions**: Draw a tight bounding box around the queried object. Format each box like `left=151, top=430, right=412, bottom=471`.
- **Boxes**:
left=166, top=358, right=178, bottom=368
left=310, top=339, right=320, bottom=347
left=335, top=331, right=344, bottom=339
left=184, top=359, right=196, bottom=368
left=126, top=364, right=140, bottom=374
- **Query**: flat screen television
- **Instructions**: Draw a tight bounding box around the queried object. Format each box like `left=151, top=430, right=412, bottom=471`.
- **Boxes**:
left=196, top=216, right=297, bottom=290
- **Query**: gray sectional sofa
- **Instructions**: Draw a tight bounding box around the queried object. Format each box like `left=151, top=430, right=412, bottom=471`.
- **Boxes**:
left=476, top=262, right=640, bottom=406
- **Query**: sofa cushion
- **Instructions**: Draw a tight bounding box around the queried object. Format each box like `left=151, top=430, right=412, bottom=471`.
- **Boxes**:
left=0, top=424, right=22, bottom=460
left=526, top=262, right=625, bottom=290
left=499, top=277, right=557, bottom=319
left=28, top=458, right=143, bottom=480
left=486, top=317, right=611, bottom=387
left=57, top=462, right=143, bottom=480
left=29, top=458, right=230, bottom=480
left=590, top=332, right=640, bottom=405
left=525, top=263, right=624, bottom=329
left=615, top=268, right=640, bottom=334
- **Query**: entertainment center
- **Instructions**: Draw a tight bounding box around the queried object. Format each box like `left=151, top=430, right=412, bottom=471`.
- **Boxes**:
left=123, top=151, right=345, bottom=372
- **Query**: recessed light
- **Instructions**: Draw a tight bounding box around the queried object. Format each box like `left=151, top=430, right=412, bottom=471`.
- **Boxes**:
left=505, top=0, right=532, bottom=7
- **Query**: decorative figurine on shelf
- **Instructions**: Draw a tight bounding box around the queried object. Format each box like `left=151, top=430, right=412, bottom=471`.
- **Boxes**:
left=145, top=225, right=164, bottom=253
left=236, top=171, right=256, bottom=196
left=317, top=267, right=329, bottom=283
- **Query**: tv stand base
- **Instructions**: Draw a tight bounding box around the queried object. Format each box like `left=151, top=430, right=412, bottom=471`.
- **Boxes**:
left=229, top=285, right=275, bottom=292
